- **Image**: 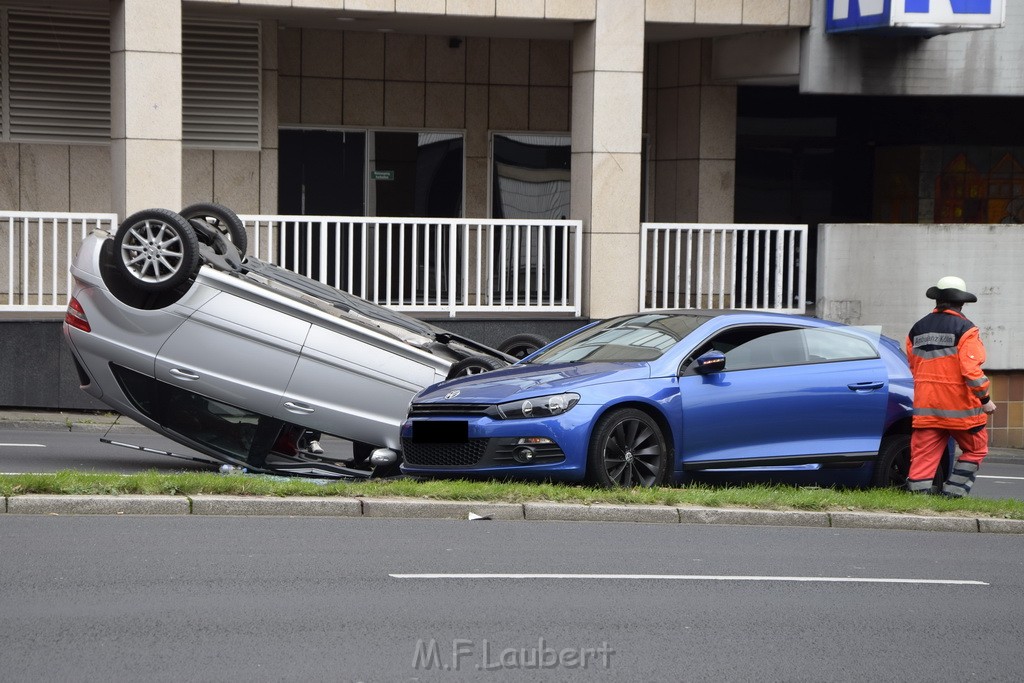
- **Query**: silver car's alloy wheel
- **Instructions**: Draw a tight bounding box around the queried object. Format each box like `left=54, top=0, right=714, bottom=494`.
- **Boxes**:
left=446, top=355, right=507, bottom=379
left=498, top=333, right=548, bottom=359
left=114, top=208, right=199, bottom=292
left=180, top=202, right=248, bottom=257
left=121, top=220, right=184, bottom=282
left=588, top=408, right=667, bottom=488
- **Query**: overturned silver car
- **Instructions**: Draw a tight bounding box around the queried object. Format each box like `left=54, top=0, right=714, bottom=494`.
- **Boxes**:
left=63, top=204, right=514, bottom=478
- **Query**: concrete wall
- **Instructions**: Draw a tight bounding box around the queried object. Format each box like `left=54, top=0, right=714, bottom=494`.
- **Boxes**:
left=801, top=0, right=1024, bottom=96
left=816, top=223, right=1023, bottom=370
left=0, top=144, right=112, bottom=212
left=0, top=321, right=106, bottom=411
left=818, top=222, right=1024, bottom=447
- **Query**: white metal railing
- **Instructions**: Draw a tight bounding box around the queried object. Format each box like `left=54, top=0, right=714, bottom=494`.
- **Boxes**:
left=640, top=223, right=808, bottom=314
left=241, top=216, right=583, bottom=317
left=0, top=211, right=582, bottom=317
left=0, top=211, right=118, bottom=312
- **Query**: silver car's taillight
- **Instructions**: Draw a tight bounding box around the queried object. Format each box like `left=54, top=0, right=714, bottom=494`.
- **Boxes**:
left=65, top=297, right=91, bottom=333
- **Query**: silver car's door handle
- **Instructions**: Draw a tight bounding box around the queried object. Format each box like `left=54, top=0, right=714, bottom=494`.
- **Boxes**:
left=284, top=401, right=315, bottom=414
left=847, top=381, right=884, bottom=392
left=169, top=368, right=200, bottom=381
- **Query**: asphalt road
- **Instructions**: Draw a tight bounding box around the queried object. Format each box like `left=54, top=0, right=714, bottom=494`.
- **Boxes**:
left=3, top=427, right=1024, bottom=500
left=0, top=516, right=1022, bottom=682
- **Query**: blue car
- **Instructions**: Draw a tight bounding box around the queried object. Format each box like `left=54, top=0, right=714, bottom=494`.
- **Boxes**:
left=400, top=311, right=939, bottom=488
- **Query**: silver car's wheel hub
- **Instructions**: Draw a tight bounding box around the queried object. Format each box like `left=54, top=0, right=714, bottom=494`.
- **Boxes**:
left=121, top=219, right=184, bottom=283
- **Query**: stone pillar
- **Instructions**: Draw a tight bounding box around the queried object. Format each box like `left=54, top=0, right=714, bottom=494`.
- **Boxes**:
left=260, top=20, right=280, bottom=215
left=571, top=0, right=645, bottom=319
left=110, top=0, right=182, bottom=218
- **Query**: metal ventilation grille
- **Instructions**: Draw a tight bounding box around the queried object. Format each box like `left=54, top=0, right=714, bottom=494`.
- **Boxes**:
left=183, top=20, right=261, bottom=150
left=6, top=9, right=111, bottom=143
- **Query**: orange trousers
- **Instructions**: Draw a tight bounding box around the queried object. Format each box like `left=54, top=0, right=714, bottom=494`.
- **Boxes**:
left=908, top=427, right=988, bottom=482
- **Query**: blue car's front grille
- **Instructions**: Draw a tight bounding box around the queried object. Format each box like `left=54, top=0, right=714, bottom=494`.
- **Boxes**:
left=401, top=437, right=566, bottom=469
left=408, top=403, right=493, bottom=416
left=402, top=439, right=489, bottom=467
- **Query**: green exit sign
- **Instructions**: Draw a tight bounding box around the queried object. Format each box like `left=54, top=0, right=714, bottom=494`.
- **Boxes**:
left=371, top=170, right=395, bottom=181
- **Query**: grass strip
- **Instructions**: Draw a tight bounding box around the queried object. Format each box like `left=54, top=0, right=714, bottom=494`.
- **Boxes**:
left=1, top=470, right=1022, bottom=519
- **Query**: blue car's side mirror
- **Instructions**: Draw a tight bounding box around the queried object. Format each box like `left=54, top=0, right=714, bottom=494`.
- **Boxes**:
left=693, top=350, right=726, bottom=375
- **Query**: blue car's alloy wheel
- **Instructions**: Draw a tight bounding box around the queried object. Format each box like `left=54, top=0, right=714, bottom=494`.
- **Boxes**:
left=872, top=432, right=948, bottom=490
left=587, top=408, right=668, bottom=488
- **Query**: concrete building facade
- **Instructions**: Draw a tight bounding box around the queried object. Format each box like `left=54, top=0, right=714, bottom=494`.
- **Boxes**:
left=1, top=0, right=1022, bottom=444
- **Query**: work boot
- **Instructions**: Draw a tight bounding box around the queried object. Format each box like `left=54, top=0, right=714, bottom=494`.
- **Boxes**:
left=906, top=478, right=936, bottom=494
left=941, top=460, right=979, bottom=498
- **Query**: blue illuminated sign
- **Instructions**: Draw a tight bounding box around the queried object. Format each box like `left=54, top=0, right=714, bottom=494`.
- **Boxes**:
left=826, top=0, right=1005, bottom=34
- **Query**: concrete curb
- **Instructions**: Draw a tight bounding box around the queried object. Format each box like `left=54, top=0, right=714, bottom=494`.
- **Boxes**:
left=190, top=495, right=363, bottom=517
left=6, top=494, right=189, bottom=515
left=0, top=413, right=147, bottom=433
left=2, top=494, right=1023, bottom=534
left=830, top=511, right=979, bottom=533
left=361, top=498, right=524, bottom=520
left=977, top=518, right=1024, bottom=534
left=678, top=507, right=831, bottom=527
left=524, top=502, right=680, bottom=523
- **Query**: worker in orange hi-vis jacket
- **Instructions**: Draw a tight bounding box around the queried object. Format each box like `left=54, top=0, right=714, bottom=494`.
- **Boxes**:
left=904, top=276, right=997, bottom=497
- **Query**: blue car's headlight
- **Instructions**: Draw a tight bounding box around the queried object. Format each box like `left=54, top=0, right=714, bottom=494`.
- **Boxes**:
left=496, top=393, right=580, bottom=420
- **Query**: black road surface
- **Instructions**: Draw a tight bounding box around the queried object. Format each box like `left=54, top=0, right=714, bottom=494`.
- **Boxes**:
left=1, top=517, right=1022, bottom=682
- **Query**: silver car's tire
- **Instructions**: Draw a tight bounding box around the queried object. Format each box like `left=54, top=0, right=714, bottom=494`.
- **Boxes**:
left=180, top=202, right=248, bottom=257
left=498, top=333, right=548, bottom=359
left=587, top=408, right=669, bottom=488
left=114, top=209, right=199, bottom=292
left=446, top=355, right=507, bottom=379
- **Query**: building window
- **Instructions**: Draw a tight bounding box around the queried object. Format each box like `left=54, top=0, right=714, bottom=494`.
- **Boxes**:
left=491, top=133, right=571, bottom=220
left=279, top=129, right=464, bottom=218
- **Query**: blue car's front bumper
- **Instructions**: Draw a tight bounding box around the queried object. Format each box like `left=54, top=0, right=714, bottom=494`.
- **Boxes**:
left=399, top=403, right=606, bottom=482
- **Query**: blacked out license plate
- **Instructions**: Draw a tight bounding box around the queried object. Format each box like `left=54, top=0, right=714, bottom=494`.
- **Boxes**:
left=412, top=420, right=469, bottom=443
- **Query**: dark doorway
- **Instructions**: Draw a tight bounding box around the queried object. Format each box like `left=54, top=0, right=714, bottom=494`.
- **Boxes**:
left=278, top=130, right=366, bottom=289
left=279, top=129, right=365, bottom=215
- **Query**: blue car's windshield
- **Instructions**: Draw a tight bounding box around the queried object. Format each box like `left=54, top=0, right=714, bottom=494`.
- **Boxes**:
left=529, top=313, right=714, bottom=364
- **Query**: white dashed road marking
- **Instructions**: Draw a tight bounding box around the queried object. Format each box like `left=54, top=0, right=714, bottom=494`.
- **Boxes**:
left=390, top=573, right=988, bottom=586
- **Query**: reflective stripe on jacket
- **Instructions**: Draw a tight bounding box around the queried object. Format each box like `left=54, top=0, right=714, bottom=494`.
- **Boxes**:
left=905, top=308, right=990, bottom=430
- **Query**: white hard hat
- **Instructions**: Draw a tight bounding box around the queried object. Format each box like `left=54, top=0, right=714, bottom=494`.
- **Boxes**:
left=926, top=275, right=977, bottom=303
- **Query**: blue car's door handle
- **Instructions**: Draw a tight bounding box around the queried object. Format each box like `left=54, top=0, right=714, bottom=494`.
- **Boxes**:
left=284, top=401, right=316, bottom=414
left=847, top=381, right=884, bottom=392
left=168, top=368, right=200, bottom=381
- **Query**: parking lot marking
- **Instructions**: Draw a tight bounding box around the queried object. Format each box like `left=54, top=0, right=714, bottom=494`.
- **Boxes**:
left=0, top=443, right=45, bottom=448
left=390, top=573, right=988, bottom=586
